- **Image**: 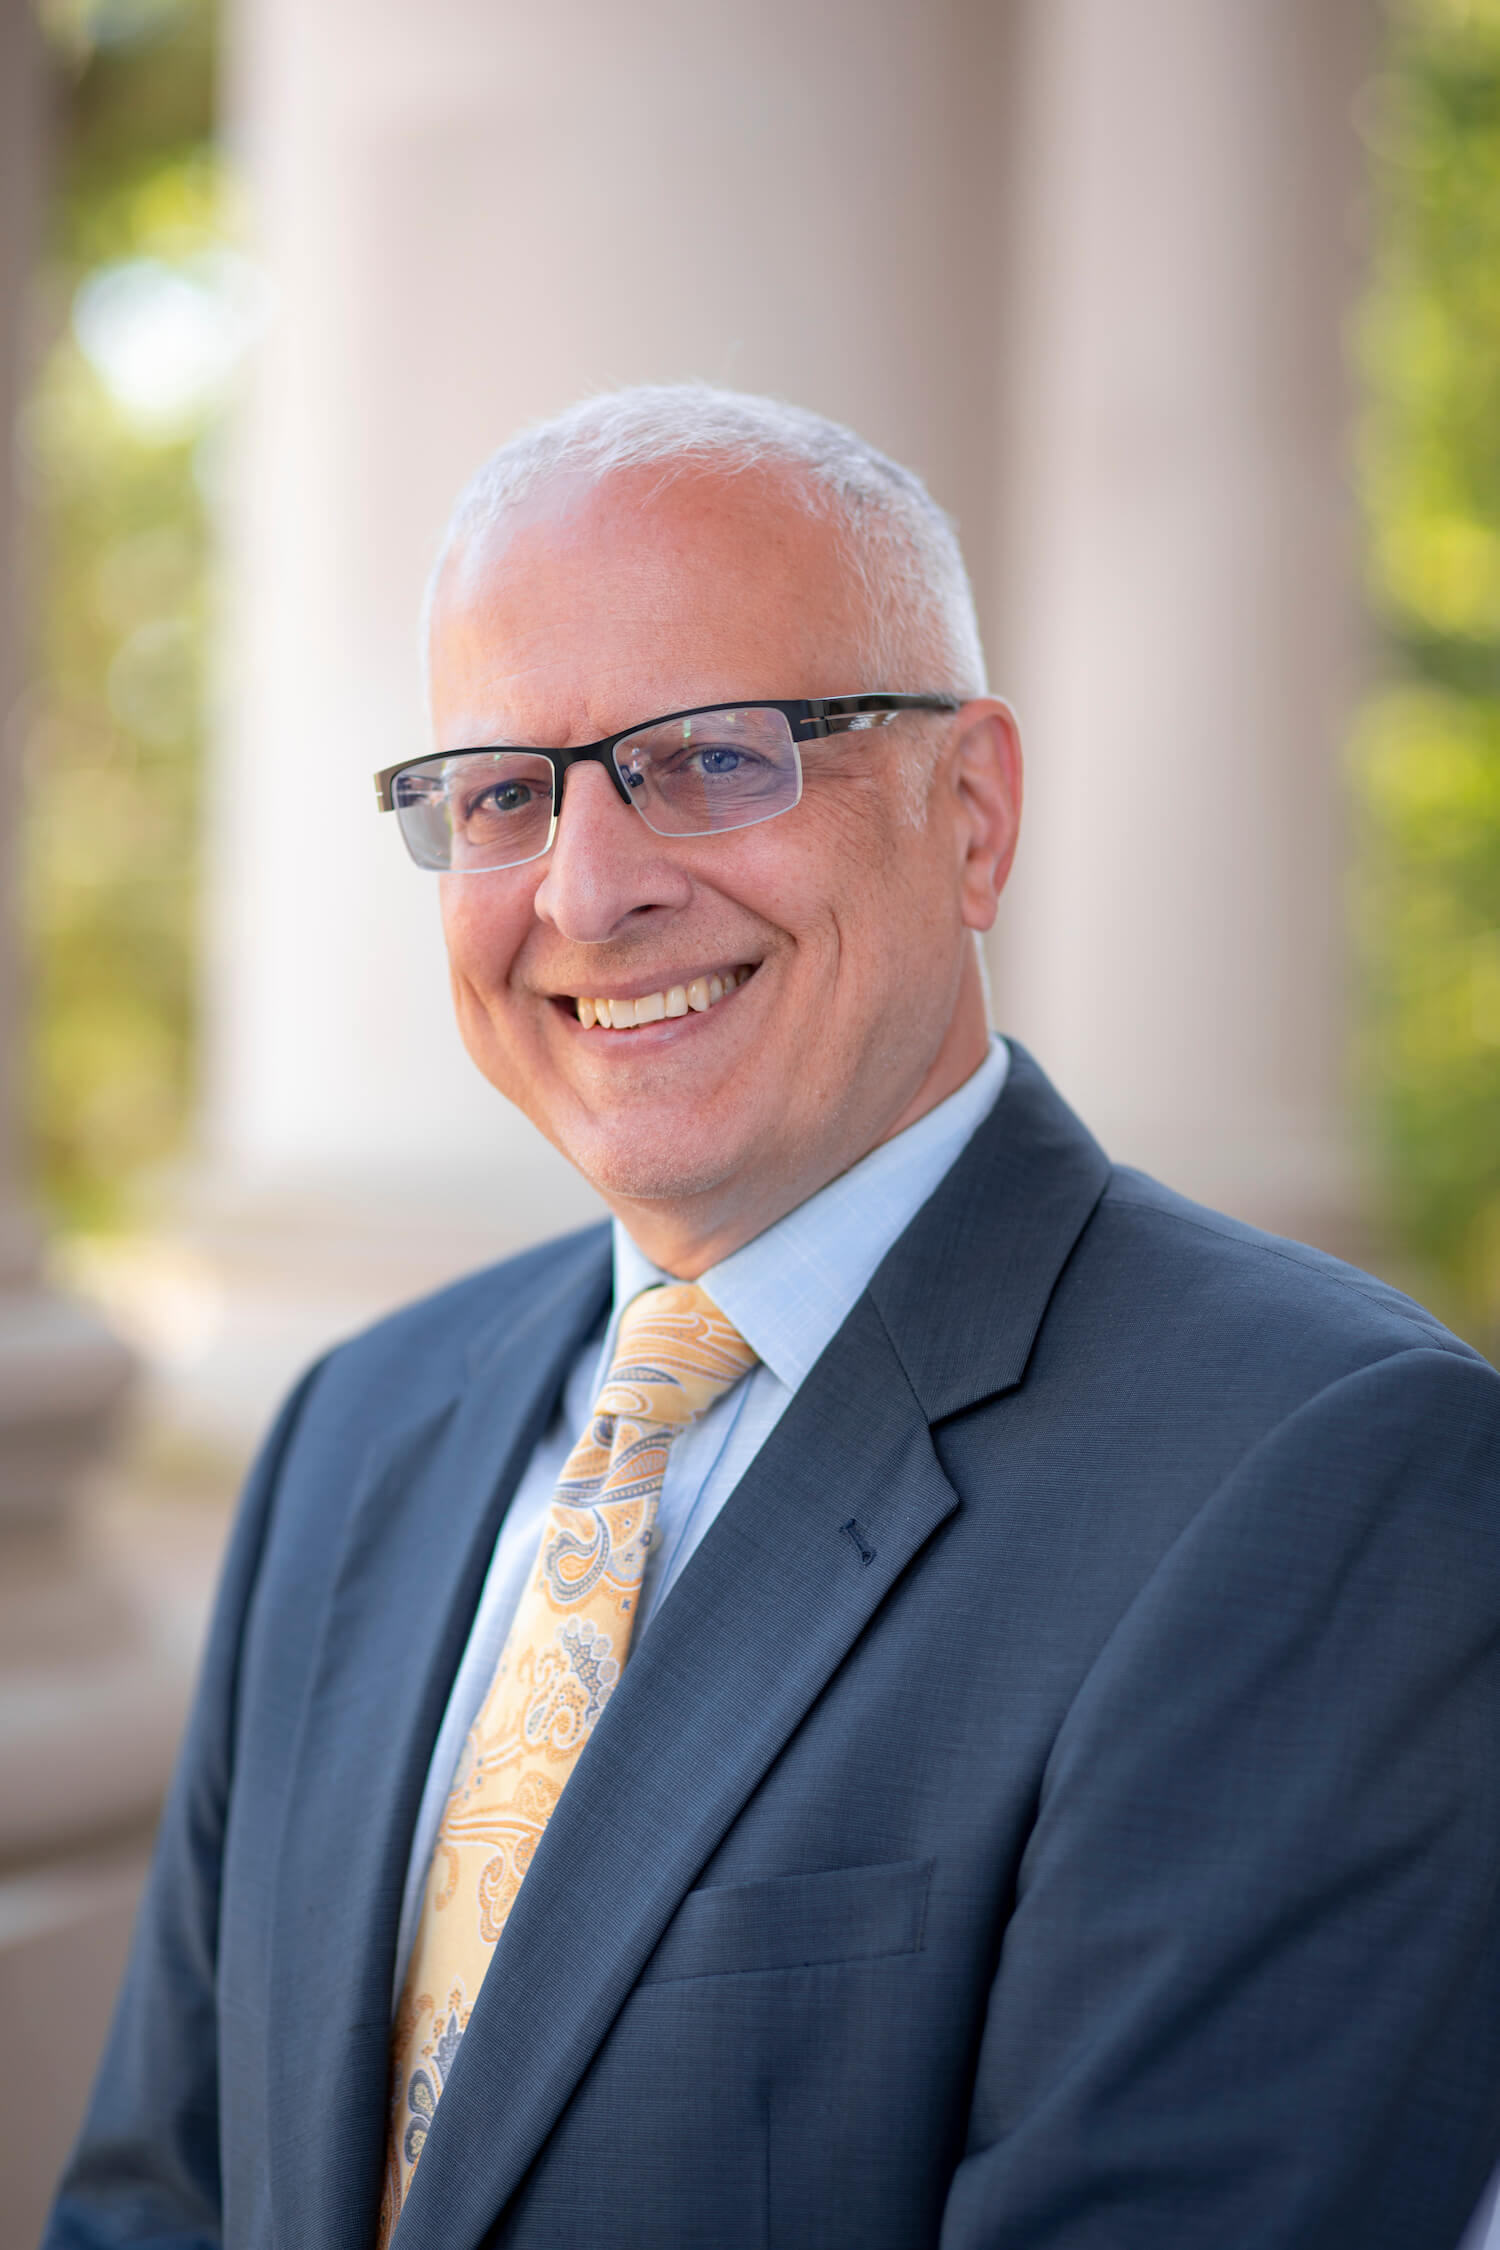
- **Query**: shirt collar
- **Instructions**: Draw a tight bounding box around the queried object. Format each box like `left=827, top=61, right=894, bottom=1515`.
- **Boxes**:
left=607, top=1035, right=1010, bottom=1394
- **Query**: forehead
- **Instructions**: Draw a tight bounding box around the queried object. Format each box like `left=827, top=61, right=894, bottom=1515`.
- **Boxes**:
left=427, top=466, right=872, bottom=744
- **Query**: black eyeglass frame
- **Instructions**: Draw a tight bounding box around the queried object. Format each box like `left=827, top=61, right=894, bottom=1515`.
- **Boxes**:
left=371, top=693, right=961, bottom=818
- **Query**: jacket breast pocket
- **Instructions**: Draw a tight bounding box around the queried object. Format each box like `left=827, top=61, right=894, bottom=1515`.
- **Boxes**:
left=637, top=1856, right=933, bottom=1986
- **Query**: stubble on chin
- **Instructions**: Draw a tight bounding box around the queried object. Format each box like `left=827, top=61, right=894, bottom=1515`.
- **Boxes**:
left=573, top=1137, right=744, bottom=1208
left=559, top=1080, right=749, bottom=1206
left=521, top=1064, right=748, bottom=1210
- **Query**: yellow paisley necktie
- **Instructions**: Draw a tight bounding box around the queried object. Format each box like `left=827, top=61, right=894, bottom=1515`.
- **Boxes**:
left=378, top=1282, right=757, bottom=2239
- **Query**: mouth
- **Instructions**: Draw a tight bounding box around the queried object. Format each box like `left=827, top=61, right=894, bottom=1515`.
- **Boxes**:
left=566, top=965, right=757, bottom=1031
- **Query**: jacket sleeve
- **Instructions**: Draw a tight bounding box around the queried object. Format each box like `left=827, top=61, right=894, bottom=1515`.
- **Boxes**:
left=42, top=1360, right=326, bottom=2250
left=940, top=1344, right=1500, bottom=2250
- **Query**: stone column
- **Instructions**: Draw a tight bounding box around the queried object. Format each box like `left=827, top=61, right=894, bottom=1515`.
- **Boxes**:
left=180, top=0, right=1019, bottom=1454
left=987, top=0, right=1374, bottom=1254
left=0, top=5, right=182, bottom=2237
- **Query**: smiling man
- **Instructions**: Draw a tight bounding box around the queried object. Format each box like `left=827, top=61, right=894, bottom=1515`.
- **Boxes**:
left=426, top=455, right=1012, bottom=1272
left=49, top=388, right=1500, bottom=2250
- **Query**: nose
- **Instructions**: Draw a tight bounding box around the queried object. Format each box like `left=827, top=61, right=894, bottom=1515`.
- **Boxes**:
left=532, top=759, right=693, bottom=943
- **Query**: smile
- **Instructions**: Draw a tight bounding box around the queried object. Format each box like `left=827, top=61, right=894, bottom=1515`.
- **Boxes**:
left=574, top=966, right=755, bottom=1030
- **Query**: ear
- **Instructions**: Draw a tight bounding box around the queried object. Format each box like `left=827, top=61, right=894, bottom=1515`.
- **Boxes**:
left=948, top=699, right=1023, bottom=933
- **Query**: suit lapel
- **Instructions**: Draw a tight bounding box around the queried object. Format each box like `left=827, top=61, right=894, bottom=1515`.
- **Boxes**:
left=396, top=1294, right=959, bottom=2249
left=266, top=1229, right=611, bottom=2250
left=870, top=1041, right=1112, bottom=1420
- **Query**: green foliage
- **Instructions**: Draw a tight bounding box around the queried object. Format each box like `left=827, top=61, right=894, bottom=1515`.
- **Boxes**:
left=23, top=0, right=221, bottom=1228
left=1354, top=0, right=1500, bottom=1349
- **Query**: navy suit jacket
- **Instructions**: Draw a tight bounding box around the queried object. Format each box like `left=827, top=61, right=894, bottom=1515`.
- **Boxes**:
left=48, top=1049, right=1500, bottom=2249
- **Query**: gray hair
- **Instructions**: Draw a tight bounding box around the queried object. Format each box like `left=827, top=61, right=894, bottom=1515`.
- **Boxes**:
left=426, top=383, right=987, bottom=700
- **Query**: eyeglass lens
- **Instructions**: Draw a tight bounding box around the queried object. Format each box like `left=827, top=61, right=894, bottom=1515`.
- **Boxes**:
left=394, top=751, right=556, bottom=872
left=392, top=705, right=803, bottom=872
left=615, top=705, right=800, bottom=839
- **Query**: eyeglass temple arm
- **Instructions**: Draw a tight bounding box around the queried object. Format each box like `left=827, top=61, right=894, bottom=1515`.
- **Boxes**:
left=798, top=693, right=961, bottom=739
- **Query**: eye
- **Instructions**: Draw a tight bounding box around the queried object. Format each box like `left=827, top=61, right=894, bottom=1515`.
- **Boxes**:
left=467, top=777, right=539, bottom=818
left=694, top=746, right=744, bottom=777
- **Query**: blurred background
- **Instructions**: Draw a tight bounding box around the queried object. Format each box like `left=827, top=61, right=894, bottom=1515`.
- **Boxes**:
left=2, top=0, right=1498, bottom=2233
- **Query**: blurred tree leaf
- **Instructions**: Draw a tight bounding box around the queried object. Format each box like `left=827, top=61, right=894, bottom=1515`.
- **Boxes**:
left=22, top=0, right=221, bottom=1228
left=1355, top=0, right=1500, bottom=1352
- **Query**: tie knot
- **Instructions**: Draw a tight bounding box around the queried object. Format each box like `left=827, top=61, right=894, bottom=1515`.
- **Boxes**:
left=597, top=1282, right=758, bottom=1431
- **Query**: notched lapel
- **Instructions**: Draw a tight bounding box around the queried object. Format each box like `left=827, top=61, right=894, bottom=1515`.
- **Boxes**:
left=871, top=1041, right=1111, bottom=1421
left=266, top=1232, right=611, bottom=2250
left=396, top=1296, right=960, bottom=2250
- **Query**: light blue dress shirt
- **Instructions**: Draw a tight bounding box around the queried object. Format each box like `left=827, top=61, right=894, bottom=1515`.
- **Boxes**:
left=392, top=1036, right=1010, bottom=2000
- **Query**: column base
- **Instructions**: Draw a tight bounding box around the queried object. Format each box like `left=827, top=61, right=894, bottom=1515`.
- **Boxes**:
left=0, top=1284, right=133, bottom=1529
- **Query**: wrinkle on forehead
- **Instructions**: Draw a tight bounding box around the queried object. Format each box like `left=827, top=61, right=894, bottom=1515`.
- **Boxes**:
left=427, top=463, right=874, bottom=751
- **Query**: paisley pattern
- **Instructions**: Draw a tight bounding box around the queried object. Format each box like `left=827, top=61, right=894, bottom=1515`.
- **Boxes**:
left=377, top=1978, right=472, bottom=2239
left=378, top=1283, right=756, bottom=2240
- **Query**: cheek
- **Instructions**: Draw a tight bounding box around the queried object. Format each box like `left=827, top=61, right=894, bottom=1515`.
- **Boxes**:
left=740, top=787, right=894, bottom=935
left=800, top=794, right=946, bottom=934
left=439, top=877, right=535, bottom=1001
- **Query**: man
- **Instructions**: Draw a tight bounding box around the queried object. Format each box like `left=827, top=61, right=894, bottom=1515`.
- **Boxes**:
left=48, top=387, right=1500, bottom=2248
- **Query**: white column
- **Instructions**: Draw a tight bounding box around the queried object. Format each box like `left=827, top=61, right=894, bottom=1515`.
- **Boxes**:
left=192, top=0, right=1017, bottom=1447
left=988, top=0, right=1374, bottom=1252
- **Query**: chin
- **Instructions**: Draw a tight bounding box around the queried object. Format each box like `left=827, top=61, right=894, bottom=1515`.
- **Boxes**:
left=561, top=1125, right=747, bottom=1210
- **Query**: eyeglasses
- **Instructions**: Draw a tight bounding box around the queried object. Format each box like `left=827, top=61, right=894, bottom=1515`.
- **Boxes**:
left=373, top=694, right=960, bottom=874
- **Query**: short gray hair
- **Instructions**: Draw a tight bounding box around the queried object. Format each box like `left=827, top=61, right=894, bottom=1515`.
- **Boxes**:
left=427, top=383, right=987, bottom=699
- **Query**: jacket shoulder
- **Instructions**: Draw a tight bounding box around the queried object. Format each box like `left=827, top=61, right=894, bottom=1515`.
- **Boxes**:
left=1082, top=1165, right=1480, bottom=1372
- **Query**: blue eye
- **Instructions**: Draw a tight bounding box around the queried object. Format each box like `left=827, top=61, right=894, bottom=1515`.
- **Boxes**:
left=696, top=747, right=743, bottom=776
left=476, top=780, right=537, bottom=815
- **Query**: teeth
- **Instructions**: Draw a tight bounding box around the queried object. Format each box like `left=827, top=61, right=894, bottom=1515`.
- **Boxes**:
left=576, top=969, right=752, bottom=1030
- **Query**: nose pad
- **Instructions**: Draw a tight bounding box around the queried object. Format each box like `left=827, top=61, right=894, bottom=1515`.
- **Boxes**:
left=549, top=760, right=637, bottom=857
left=557, top=745, right=640, bottom=817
